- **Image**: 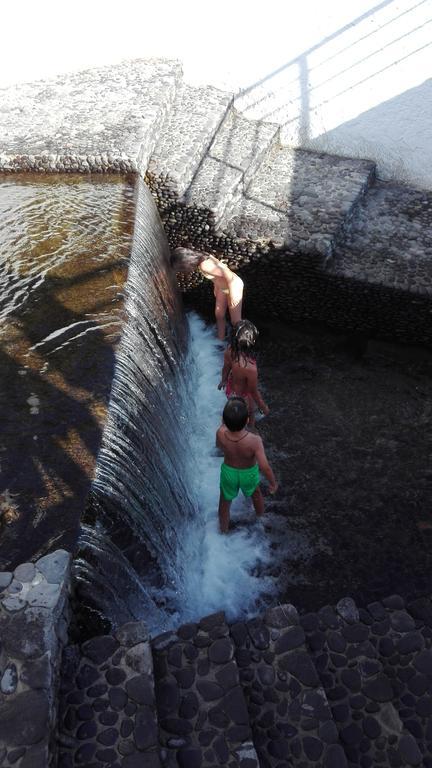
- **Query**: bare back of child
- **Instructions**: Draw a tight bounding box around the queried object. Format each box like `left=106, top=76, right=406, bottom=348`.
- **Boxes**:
left=219, top=320, right=269, bottom=428
left=216, top=397, right=278, bottom=533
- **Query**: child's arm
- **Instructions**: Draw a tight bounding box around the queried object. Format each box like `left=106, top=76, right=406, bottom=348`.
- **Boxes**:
left=218, top=348, right=232, bottom=390
left=254, top=437, right=278, bottom=494
left=246, top=367, right=269, bottom=415
left=216, top=425, right=224, bottom=450
left=227, top=273, right=243, bottom=310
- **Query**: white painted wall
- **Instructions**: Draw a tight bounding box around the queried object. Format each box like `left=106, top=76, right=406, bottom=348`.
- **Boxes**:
left=2, top=0, right=432, bottom=187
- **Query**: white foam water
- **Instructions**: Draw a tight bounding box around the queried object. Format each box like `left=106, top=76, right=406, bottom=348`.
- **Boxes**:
left=153, top=312, right=277, bottom=633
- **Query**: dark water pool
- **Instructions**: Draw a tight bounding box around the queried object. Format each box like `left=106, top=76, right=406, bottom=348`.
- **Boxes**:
left=254, top=317, right=432, bottom=611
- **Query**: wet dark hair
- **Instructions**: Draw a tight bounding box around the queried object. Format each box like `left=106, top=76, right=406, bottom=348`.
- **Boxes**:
left=230, top=319, right=259, bottom=364
left=170, top=247, right=205, bottom=272
left=223, top=397, right=248, bottom=432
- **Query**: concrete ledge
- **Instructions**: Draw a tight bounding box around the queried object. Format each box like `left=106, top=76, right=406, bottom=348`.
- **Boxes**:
left=0, top=59, right=181, bottom=175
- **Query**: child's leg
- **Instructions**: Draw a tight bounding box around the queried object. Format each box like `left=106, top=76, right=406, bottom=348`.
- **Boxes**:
left=251, top=486, right=265, bottom=517
left=214, top=290, right=228, bottom=340
left=218, top=492, right=232, bottom=533
left=247, top=397, right=256, bottom=430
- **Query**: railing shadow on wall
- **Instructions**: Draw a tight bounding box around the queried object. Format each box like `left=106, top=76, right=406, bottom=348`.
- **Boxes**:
left=180, top=0, right=432, bottom=253
left=236, top=0, right=431, bottom=136
left=212, top=0, right=431, bottom=200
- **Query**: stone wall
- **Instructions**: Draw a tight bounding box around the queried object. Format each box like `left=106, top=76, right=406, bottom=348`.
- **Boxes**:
left=0, top=59, right=181, bottom=176
left=0, top=550, right=71, bottom=767
left=153, top=200, right=432, bottom=349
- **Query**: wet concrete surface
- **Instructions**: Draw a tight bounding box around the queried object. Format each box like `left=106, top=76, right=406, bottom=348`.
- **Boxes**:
left=254, top=318, right=432, bottom=612
left=0, top=174, right=135, bottom=569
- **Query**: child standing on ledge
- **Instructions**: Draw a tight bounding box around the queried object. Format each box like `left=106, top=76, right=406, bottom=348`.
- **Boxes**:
left=170, top=247, right=243, bottom=340
left=219, top=319, right=269, bottom=428
left=216, top=397, right=278, bottom=533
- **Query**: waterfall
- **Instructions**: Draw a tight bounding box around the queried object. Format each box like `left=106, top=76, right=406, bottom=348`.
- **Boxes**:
left=74, top=178, right=276, bottom=636
left=73, top=178, right=192, bottom=630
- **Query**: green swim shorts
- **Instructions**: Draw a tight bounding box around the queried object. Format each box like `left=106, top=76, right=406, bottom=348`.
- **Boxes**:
left=220, top=463, right=260, bottom=501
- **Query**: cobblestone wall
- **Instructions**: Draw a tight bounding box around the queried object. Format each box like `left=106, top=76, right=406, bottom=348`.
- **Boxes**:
left=155, top=187, right=432, bottom=348
left=0, top=550, right=71, bottom=767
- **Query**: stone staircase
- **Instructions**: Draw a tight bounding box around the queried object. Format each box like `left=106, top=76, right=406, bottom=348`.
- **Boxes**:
left=229, top=604, right=335, bottom=767
left=145, top=81, right=376, bottom=270
left=219, top=146, right=374, bottom=261
left=146, top=83, right=233, bottom=207
left=142, top=61, right=431, bottom=346
left=57, top=592, right=432, bottom=767
left=152, top=612, right=257, bottom=768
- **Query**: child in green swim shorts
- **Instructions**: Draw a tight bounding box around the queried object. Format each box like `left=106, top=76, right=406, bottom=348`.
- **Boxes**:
left=216, top=396, right=278, bottom=533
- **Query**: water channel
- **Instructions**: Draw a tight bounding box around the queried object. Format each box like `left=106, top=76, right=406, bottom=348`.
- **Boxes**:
left=1, top=173, right=432, bottom=638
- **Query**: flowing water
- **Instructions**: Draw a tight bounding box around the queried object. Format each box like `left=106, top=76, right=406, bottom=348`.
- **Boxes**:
left=77, top=310, right=287, bottom=636
left=154, top=313, right=279, bottom=632
left=0, top=172, right=285, bottom=637
left=74, top=178, right=282, bottom=636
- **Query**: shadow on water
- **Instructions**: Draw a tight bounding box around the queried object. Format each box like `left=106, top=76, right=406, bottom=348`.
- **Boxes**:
left=0, top=174, right=134, bottom=569
left=0, top=271, right=124, bottom=569
left=252, top=317, right=432, bottom=611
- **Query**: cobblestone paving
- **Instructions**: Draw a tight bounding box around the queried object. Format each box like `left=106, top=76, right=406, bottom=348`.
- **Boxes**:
left=51, top=595, right=432, bottom=768
left=58, top=622, right=160, bottom=768
left=222, top=145, right=375, bottom=258
left=53, top=597, right=432, bottom=767
left=230, top=603, right=339, bottom=768
left=151, top=611, right=259, bottom=768
left=0, top=550, right=70, bottom=768
left=301, top=597, right=423, bottom=767
left=379, top=596, right=432, bottom=767
left=185, top=110, right=279, bottom=223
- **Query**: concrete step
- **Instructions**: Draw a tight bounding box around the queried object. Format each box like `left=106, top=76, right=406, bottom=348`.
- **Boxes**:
left=221, top=145, right=375, bottom=262
left=0, top=58, right=181, bottom=174
left=330, top=182, right=432, bottom=294
left=185, top=109, right=279, bottom=226
left=151, top=610, right=259, bottom=768
left=301, top=597, right=418, bottom=767
left=230, top=603, right=341, bottom=767
left=146, top=83, right=232, bottom=207
left=58, top=622, right=160, bottom=768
